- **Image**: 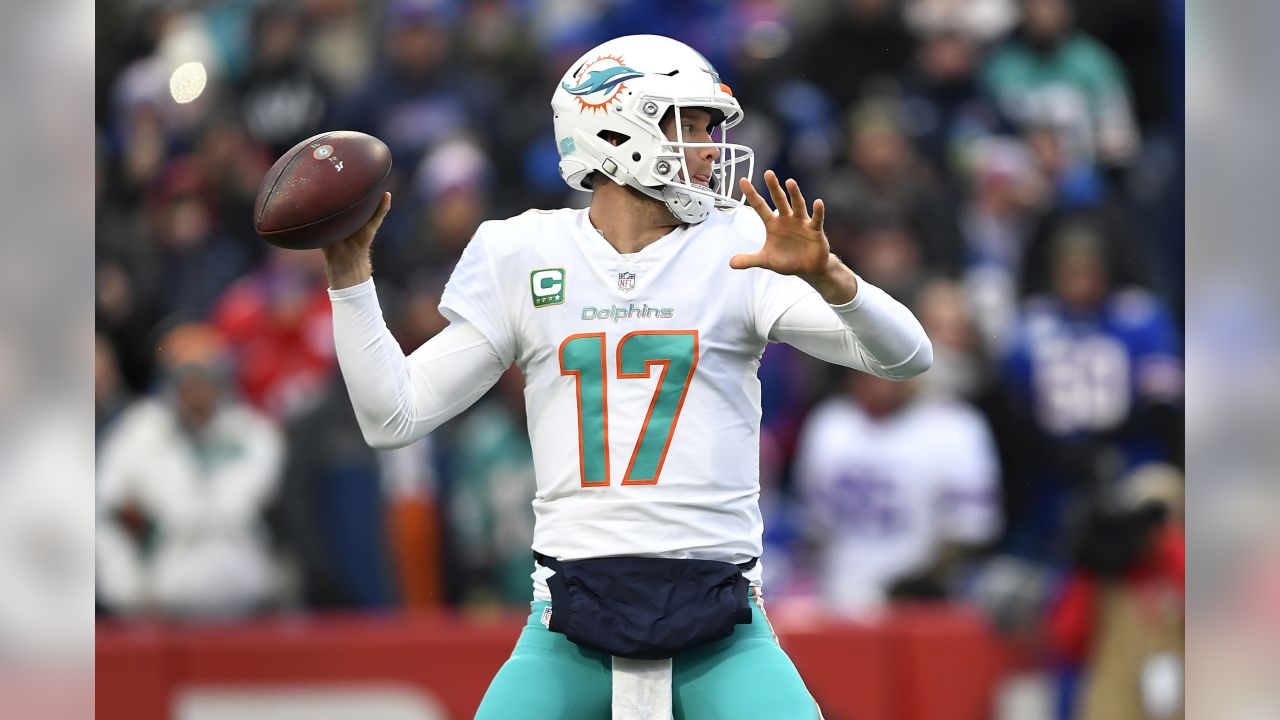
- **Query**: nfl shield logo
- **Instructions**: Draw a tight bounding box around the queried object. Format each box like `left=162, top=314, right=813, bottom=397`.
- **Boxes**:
left=617, top=271, right=637, bottom=292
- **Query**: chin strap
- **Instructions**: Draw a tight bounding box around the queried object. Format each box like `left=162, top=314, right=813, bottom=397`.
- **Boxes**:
left=661, top=184, right=713, bottom=224
left=614, top=177, right=708, bottom=224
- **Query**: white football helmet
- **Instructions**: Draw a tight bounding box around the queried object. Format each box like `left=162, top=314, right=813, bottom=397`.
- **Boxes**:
left=551, top=34, right=755, bottom=224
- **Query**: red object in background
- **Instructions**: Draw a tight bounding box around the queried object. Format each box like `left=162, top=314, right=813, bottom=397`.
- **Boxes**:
left=96, top=605, right=1017, bottom=720
left=1046, top=525, right=1186, bottom=665
left=212, top=264, right=336, bottom=420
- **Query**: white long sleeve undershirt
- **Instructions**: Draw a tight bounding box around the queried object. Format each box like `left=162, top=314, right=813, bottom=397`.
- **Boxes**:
left=329, top=278, right=931, bottom=449
left=768, top=281, right=933, bottom=380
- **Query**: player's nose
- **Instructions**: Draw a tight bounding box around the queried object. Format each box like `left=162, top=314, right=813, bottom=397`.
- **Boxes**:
left=701, top=143, right=720, bottom=162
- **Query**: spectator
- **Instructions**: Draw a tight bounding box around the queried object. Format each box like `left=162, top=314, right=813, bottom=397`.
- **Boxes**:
left=795, top=370, right=1001, bottom=615
left=914, top=277, right=1032, bottom=564
left=914, top=278, right=992, bottom=402
left=1018, top=127, right=1154, bottom=294
left=1000, top=219, right=1182, bottom=561
left=456, top=0, right=539, bottom=86
left=211, top=246, right=337, bottom=421
left=799, top=0, right=915, bottom=110
left=983, top=0, right=1141, bottom=169
left=100, top=157, right=251, bottom=399
left=96, top=323, right=286, bottom=618
left=191, top=112, right=275, bottom=263
left=444, top=368, right=536, bottom=607
left=300, top=0, right=379, bottom=95
left=334, top=0, right=490, bottom=250
left=455, top=0, right=543, bottom=201
left=277, top=372, right=399, bottom=610
left=1073, top=0, right=1175, bottom=132
left=146, top=157, right=256, bottom=321
left=898, top=25, right=1011, bottom=177
left=105, top=95, right=169, bottom=207
left=376, top=136, right=493, bottom=284
left=844, top=207, right=930, bottom=308
left=336, top=0, right=479, bottom=176
left=1047, top=463, right=1185, bottom=720
left=1005, top=219, right=1182, bottom=447
left=822, top=100, right=965, bottom=275
left=958, top=136, right=1051, bottom=350
left=236, top=1, right=335, bottom=156
left=98, top=154, right=254, bottom=396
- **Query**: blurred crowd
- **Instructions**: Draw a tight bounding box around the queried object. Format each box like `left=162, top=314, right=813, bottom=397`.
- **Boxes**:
left=96, top=0, right=1183, bottom=715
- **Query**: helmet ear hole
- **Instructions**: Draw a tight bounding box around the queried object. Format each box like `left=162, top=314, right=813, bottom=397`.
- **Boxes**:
left=632, top=152, right=641, bottom=161
left=598, top=130, right=630, bottom=147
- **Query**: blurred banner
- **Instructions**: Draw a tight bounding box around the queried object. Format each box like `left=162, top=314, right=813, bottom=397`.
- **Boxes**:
left=98, top=606, right=1017, bottom=720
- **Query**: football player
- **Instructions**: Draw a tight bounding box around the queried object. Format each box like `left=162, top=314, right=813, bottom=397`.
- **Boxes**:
left=322, top=34, right=932, bottom=720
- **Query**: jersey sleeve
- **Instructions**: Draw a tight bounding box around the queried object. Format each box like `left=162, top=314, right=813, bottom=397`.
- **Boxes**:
left=733, top=209, right=818, bottom=340
left=439, top=222, right=518, bottom=365
left=770, top=284, right=933, bottom=380
left=753, top=269, right=818, bottom=342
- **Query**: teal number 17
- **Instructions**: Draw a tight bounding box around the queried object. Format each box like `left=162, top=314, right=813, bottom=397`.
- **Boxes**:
left=558, top=330, right=699, bottom=486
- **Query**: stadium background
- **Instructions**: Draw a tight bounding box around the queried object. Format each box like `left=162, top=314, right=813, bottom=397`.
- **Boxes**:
left=94, top=0, right=1184, bottom=718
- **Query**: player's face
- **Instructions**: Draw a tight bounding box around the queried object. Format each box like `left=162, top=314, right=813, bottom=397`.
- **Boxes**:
left=661, top=107, right=721, bottom=190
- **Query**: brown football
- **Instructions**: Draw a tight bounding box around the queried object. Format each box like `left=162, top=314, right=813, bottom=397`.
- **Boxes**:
left=253, top=131, right=392, bottom=250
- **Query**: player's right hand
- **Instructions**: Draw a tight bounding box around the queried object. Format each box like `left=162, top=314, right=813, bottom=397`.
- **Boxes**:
left=322, top=192, right=391, bottom=289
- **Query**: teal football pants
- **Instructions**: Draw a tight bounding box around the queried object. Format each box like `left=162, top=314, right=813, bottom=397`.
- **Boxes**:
left=475, top=594, right=822, bottom=719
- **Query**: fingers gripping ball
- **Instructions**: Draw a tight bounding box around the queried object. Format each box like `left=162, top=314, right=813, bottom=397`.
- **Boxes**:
left=253, top=131, right=393, bottom=250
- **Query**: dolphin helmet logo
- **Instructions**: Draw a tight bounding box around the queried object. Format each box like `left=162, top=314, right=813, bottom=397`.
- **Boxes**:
left=562, top=54, right=643, bottom=113
left=562, top=66, right=644, bottom=96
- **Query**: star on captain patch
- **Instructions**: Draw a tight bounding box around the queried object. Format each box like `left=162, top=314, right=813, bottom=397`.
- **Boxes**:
left=617, top=271, right=637, bottom=292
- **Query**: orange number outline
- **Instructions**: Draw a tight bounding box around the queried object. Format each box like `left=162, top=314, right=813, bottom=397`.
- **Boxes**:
left=558, top=333, right=611, bottom=487
left=616, top=330, right=700, bottom=485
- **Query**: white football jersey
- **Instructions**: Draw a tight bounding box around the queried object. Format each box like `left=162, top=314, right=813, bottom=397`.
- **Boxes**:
left=794, top=395, right=1001, bottom=613
left=439, top=206, right=813, bottom=589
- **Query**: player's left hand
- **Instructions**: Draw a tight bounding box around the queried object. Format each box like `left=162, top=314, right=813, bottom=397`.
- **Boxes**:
left=729, top=170, right=830, bottom=279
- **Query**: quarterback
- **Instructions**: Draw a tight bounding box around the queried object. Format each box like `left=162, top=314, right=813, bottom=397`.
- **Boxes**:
left=322, top=35, right=931, bottom=720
